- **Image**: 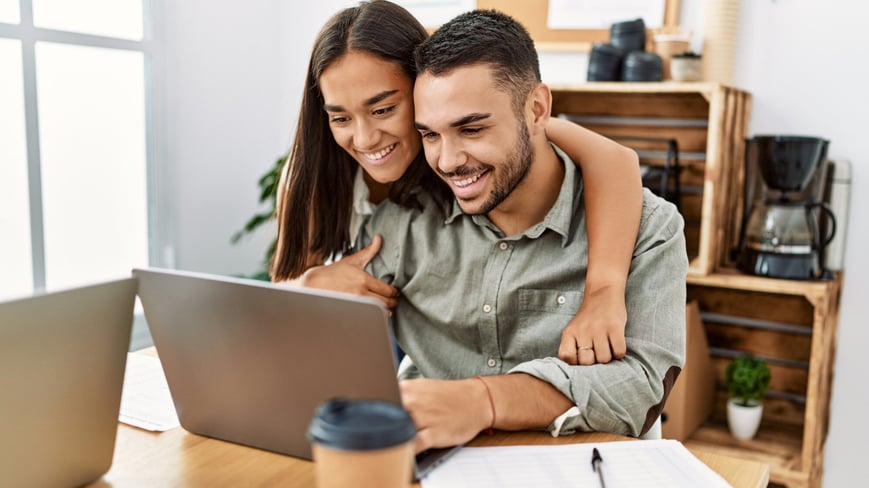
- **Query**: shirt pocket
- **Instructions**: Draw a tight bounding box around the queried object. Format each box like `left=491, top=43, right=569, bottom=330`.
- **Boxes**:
left=511, top=289, right=584, bottom=359
left=518, top=288, right=583, bottom=316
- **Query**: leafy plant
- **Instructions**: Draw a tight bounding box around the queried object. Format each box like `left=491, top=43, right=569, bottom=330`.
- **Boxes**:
left=231, top=154, right=286, bottom=281
left=725, top=354, right=771, bottom=406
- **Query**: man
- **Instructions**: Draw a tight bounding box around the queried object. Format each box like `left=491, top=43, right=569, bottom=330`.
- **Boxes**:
left=358, top=10, right=687, bottom=453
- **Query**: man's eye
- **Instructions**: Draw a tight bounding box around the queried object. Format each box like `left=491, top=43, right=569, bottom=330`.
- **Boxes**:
left=461, top=127, right=482, bottom=135
left=373, top=106, right=395, bottom=116
left=420, top=131, right=439, bottom=141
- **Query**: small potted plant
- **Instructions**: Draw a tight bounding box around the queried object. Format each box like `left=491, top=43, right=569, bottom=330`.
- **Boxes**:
left=724, top=354, right=771, bottom=440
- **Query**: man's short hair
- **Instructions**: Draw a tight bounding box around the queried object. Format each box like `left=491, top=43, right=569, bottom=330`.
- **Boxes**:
left=414, top=10, right=541, bottom=115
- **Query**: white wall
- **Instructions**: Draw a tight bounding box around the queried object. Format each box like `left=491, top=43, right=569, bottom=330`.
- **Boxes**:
left=727, top=1, right=869, bottom=485
left=156, top=0, right=866, bottom=484
left=155, top=0, right=304, bottom=276
left=152, top=0, right=355, bottom=277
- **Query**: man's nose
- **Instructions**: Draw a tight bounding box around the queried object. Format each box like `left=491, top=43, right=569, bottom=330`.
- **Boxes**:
left=437, top=138, right=467, bottom=175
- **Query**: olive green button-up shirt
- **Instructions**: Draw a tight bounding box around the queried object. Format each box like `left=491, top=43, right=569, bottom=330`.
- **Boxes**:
left=360, top=147, right=687, bottom=436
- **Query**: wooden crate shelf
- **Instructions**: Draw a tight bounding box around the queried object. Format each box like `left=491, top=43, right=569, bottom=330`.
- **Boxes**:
left=549, top=82, right=751, bottom=276
left=686, top=271, right=842, bottom=488
left=687, top=423, right=808, bottom=487
left=552, top=83, right=841, bottom=486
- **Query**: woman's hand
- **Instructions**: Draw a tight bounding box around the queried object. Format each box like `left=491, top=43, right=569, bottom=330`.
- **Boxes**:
left=298, top=235, right=399, bottom=309
left=557, top=284, right=628, bottom=365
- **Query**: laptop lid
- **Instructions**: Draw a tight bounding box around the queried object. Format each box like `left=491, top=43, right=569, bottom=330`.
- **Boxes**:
left=0, top=278, right=137, bottom=488
left=133, top=267, right=405, bottom=460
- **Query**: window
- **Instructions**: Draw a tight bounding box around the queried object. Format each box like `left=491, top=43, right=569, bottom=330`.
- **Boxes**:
left=0, top=0, right=19, bottom=24
left=0, top=1, right=151, bottom=300
left=32, top=0, right=143, bottom=40
left=0, top=38, right=33, bottom=299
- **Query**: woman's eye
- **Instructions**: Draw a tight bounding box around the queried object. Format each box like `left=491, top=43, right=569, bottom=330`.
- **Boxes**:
left=329, top=115, right=349, bottom=124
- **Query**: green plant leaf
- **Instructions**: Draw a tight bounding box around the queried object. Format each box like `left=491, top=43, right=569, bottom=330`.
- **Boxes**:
left=230, top=153, right=286, bottom=279
left=724, top=354, right=772, bottom=402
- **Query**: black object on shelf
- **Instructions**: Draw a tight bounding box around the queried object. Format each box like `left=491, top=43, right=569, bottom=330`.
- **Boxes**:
left=613, top=135, right=682, bottom=209
left=587, top=43, right=625, bottom=81
left=610, top=18, right=646, bottom=52
left=621, top=52, right=664, bottom=82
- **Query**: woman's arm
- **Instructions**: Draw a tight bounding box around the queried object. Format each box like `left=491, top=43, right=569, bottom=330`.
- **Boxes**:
left=273, top=163, right=399, bottom=308
left=546, top=117, right=643, bottom=365
left=276, top=235, right=399, bottom=309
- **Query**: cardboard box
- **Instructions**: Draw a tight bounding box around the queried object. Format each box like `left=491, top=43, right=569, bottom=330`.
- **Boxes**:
left=661, top=301, right=716, bottom=441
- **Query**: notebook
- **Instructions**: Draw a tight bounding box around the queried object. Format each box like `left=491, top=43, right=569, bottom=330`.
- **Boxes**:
left=133, top=267, right=458, bottom=478
left=0, top=278, right=137, bottom=487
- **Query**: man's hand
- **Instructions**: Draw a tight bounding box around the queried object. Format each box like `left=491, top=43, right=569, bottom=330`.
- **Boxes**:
left=298, top=234, right=399, bottom=308
left=400, top=378, right=491, bottom=453
left=557, top=284, right=627, bottom=365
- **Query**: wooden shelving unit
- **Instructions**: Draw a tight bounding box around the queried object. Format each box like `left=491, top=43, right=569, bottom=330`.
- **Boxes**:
left=549, top=82, right=752, bottom=276
left=550, top=83, right=841, bottom=487
left=686, top=271, right=842, bottom=488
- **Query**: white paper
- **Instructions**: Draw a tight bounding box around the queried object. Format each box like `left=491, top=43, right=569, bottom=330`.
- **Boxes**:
left=118, top=353, right=180, bottom=431
left=421, top=439, right=732, bottom=488
left=392, top=0, right=475, bottom=28
left=548, top=0, right=666, bottom=30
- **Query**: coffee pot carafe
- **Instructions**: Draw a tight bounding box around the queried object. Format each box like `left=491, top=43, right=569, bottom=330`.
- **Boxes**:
left=738, top=135, right=836, bottom=280
left=741, top=201, right=836, bottom=279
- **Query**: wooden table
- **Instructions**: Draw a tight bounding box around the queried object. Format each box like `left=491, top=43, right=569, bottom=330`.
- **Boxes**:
left=91, top=424, right=769, bottom=487
left=96, top=347, right=768, bottom=486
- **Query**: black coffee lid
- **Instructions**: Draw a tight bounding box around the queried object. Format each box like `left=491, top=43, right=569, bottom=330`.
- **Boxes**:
left=307, top=398, right=416, bottom=451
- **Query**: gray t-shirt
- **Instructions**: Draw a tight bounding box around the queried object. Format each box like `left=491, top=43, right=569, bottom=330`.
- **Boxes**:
left=359, top=147, right=687, bottom=437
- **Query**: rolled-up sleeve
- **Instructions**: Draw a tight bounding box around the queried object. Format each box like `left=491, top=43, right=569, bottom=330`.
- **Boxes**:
left=510, top=198, right=688, bottom=437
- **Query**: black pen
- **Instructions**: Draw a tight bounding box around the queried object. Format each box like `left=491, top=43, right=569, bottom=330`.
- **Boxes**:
left=591, top=447, right=607, bottom=488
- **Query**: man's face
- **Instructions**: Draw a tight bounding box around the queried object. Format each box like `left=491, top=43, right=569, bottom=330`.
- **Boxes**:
left=413, top=64, right=533, bottom=215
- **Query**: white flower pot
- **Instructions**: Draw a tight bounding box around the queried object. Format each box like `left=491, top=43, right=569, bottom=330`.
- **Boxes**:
left=727, top=398, right=763, bottom=440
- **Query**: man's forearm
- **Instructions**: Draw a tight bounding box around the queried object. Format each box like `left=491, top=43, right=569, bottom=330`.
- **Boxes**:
left=482, top=373, right=574, bottom=430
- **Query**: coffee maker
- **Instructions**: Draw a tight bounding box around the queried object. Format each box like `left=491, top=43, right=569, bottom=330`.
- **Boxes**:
left=737, top=135, right=837, bottom=280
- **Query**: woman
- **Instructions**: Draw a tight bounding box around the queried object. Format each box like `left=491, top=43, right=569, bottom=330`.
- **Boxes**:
left=272, top=0, right=642, bottom=365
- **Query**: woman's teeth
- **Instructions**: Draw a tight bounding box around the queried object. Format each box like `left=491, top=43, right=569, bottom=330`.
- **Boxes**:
left=363, top=144, right=396, bottom=161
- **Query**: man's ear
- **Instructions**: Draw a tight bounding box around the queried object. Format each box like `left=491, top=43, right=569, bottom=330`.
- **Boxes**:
left=526, top=83, right=552, bottom=135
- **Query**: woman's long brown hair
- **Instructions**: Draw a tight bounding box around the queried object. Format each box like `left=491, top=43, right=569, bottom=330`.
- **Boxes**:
left=270, top=1, right=448, bottom=281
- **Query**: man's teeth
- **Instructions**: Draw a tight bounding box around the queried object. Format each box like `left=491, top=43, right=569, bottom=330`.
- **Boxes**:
left=363, top=144, right=396, bottom=161
left=454, top=173, right=483, bottom=188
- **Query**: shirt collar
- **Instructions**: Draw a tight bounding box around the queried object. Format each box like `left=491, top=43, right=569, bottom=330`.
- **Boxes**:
left=445, top=199, right=464, bottom=223
left=353, top=167, right=376, bottom=217
left=443, top=143, right=582, bottom=247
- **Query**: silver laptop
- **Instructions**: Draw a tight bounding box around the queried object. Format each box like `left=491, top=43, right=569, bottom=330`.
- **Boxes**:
left=0, top=278, right=137, bottom=488
left=133, top=267, right=457, bottom=478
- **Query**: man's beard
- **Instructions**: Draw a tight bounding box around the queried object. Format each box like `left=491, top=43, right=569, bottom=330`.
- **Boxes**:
left=444, top=120, right=534, bottom=215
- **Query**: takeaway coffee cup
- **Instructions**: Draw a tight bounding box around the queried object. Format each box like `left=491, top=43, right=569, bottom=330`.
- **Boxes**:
left=307, top=399, right=416, bottom=488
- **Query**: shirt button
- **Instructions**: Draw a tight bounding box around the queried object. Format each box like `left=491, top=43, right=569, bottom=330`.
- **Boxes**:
left=487, top=358, right=497, bottom=368
left=482, top=304, right=493, bottom=313
left=499, top=242, right=509, bottom=251
left=557, top=295, right=566, bottom=305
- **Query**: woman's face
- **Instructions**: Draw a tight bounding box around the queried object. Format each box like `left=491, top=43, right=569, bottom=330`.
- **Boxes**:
left=319, top=50, right=421, bottom=184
